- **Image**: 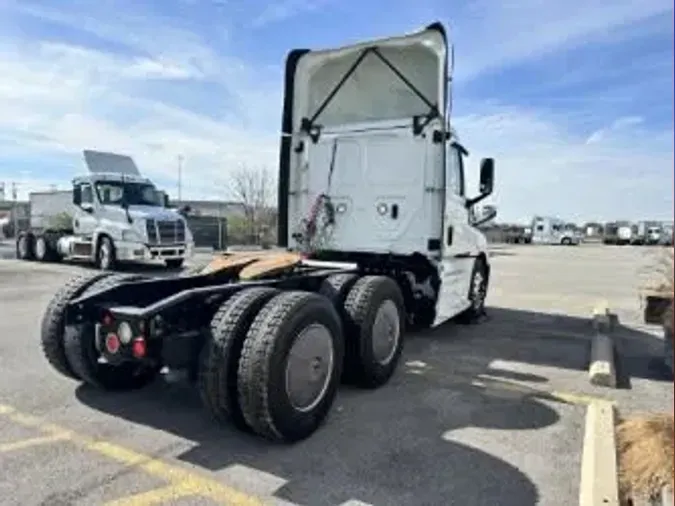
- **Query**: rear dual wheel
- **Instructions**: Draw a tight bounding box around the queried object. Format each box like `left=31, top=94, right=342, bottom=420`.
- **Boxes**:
left=199, top=275, right=405, bottom=442
left=40, top=272, right=114, bottom=379
left=40, top=272, right=160, bottom=390
left=16, top=232, right=34, bottom=260
left=340, top=276, right=406, bottom=388
left=200, top=289, right=344, bottom=442
left=34, top=235, right=61, bottom=262
left=319, top=274, right=406, bottom=387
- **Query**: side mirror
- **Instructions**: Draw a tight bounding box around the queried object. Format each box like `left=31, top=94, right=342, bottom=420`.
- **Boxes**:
left=466, top=157, right=496, bottom=208
left=479, top=158, right=495, bottom=196
left=73, top=186, right=81, bottom=205
left=471, top=205, right=498, bottom=227
left=179, top=205, right=191, bottom=216
left=163, top=194, right=170, bottom=208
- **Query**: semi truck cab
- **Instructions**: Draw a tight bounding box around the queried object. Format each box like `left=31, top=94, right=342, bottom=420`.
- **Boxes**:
left=16, top=150, right=194, bottom=269
left=70, top=172, right=194, bottom=268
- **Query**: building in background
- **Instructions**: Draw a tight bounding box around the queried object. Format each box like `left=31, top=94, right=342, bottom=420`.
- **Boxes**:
left=174, top=200, right=246, bottom=219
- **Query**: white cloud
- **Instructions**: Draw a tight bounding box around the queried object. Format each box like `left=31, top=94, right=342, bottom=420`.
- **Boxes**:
left=0, top=2, right=282, bottom=201
left=251, top=0, right=336, bottom=28
left=585, top=116, right=644, bottom=144
left=455, top=107, right=673, bottom=223
left=444, top=0, right=673, bottom=81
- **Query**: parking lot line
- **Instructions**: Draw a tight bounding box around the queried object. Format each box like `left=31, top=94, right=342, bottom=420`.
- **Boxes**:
left=472, top=374, right=617, bottom=406
left=0, top=403, right=266, bottom=506
left=104, top=483, right=195, bottom=506
left=0, top=433, right=70, bottom=453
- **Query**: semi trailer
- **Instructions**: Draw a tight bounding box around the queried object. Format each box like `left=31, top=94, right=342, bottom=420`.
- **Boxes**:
left=16, top=150, right=194, bottom=270
left=39, top=22, right=496, bottom=443
left=503, top=225, right=532, bottom=244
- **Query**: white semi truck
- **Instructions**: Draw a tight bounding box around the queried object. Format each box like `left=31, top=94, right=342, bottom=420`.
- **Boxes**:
left=16, top=150, right=194, bottom=270
left=631, top=221, right=663, bottom=245
left=530, top=216, right=580, bottom=245
left=38, top=22, right=497, bottom=443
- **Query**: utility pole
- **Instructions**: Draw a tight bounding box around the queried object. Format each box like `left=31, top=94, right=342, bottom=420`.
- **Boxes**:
left=177, top=155, right=183, bottom=203
left=11, top=182, right=18, bottom=238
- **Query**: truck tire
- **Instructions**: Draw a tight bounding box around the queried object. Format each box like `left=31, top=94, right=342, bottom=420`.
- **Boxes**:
left=456, top=257, right=489, bottom=324
left=34, top=235, right=59, bottom=262
left=16, top=232, right=34, bottom=260
left=318, top=273, right=359, bottom=312
left=237, top=291, right=344, bottom=442
left=199, top=287, right=279, bottom=430
left=40, top=272, right=115, bottom=380
left=63, top=274, right=160, bottom=390
left=342, top=276, right=406, bottom=388
left=96, top=236, right=117, bottom=271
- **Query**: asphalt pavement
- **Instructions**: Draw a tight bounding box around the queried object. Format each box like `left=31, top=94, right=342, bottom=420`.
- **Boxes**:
left=0, top=244, right=671, bottom=506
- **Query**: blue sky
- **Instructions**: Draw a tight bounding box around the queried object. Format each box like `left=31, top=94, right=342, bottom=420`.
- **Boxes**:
left=0, top=0, right=672, bottom=223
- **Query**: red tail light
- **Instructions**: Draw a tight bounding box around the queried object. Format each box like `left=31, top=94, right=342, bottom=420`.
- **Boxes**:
left=131, top=337, right=147, bottom=358
left=105, top=333, right=120, bottom=354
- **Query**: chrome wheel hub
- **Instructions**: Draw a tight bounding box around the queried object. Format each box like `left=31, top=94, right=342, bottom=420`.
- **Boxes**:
left=372, top=300, right=400, bottom=365
left=285, top=323, right=334, bottom=412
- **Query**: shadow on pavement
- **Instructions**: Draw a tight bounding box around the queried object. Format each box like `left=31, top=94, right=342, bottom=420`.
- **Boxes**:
left=74, top=305, right=668, bottom=505
left=77, top=372, right=546, bottom=506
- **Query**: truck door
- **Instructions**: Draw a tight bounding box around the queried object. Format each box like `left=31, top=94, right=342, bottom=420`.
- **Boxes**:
left=436, top=143, right=474, bottom=320
left=74, top=182, right=96, bottom=238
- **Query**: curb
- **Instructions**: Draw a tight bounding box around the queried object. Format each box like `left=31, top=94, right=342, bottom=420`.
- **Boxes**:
left=589, top=303, right=618, bottom=388
left=579, top=400, right=620, bottom=506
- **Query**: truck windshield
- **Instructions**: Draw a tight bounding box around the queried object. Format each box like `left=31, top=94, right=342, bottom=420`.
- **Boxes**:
left=95, top=181, right=162, bottom=207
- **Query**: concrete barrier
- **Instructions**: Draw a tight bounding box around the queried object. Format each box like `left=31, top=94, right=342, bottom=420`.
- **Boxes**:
left=589, top=303, right=618, bottom=388
left=579, top=400, right=620, bottom=506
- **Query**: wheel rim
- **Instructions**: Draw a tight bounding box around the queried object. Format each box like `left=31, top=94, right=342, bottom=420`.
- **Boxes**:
left=471, top=269, right=486, bottom=311
left=285, top=323, right=334, bottom=412
left=36, top=238, right=46, bottom=259
left=100, top=242, right=111, bottom=268
left=371, top=300, right=401, bottom=365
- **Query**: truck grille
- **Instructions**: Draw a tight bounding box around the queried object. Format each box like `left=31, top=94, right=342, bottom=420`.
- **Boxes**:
left=146, top=219, right=185, bottom=244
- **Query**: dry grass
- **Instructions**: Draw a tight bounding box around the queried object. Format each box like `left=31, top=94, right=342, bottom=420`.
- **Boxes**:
left=641, top=247, right=674, bottom=297
left=617, top=413, right=674, bottom=500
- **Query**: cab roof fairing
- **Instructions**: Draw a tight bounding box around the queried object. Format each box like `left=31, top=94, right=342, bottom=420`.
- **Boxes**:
left=287, top=22, right=453, bottom=136
left=72, top=173, right=152, bottom=185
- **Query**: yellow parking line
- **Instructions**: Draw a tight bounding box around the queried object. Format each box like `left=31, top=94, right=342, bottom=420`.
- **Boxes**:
left=0, top=404, right=265, bottom=506
left=104, top=483, right=195, bottom=506
left=473, top=374, right=616, bottom=406
left=0, top=434, right=69, bottom=453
